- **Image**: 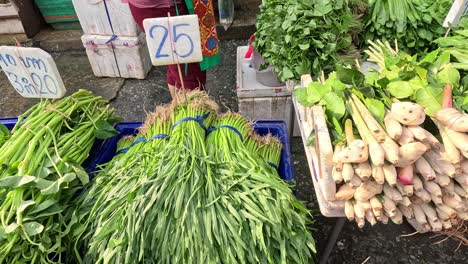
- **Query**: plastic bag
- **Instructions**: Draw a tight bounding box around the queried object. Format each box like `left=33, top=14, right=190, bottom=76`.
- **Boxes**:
left=218, top=0, right=234, bottom=30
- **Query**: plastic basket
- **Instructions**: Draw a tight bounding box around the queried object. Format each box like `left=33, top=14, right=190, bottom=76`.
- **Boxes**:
left=91, top=120, right=295, bottom=182
left=34, top=0, right=78, bottom=24
left=0, top=118, right=295, bottom=182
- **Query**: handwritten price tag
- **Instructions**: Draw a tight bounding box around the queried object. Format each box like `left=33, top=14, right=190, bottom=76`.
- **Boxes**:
left=0, top=46, right=66, bottom=99
left=143, top=15, right=203, bottom=66
left=443, top=0, right=468, bottom=27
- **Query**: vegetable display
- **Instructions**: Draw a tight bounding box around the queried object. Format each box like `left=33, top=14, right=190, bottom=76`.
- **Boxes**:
left=0, top=90, right=117, bottom=263
left=294, top=38, right=468, bottom=231
left=364, top=0, right=453, bottom=53
left=68, top=92, right=316, bottom=263
left=254, top=0, right=362, bottom=81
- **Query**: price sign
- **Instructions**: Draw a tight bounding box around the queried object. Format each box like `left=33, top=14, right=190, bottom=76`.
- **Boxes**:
left=0, top=46, right=66, bottom=99
left=443, top=0, right=468, bottom=27
left=143, top=15, right=203, bottom=66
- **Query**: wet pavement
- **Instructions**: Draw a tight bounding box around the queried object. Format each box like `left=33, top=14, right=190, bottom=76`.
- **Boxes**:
left=0, top=39, right=466, bottom=263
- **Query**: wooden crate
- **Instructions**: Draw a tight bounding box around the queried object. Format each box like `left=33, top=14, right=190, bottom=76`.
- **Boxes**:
left=292, top=74, right=345, bottom=217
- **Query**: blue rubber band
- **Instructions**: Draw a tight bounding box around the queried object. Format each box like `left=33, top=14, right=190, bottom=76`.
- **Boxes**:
left=148, top=134, right=170, bottom=141
left=207, top=125, right=244, bottom=141
left=267, top=161, right=278, bottom=170
left=105, top=35, right=118, bottom=44
left=116, top=137, right=146, bottom=155
left=172, top=113, right=210, bottom=130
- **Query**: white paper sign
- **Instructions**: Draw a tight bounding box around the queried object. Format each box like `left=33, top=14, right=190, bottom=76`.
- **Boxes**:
left=143, top=15, right=203, bottom=66
left=443, top=0, right=468, bottom=27
left=0, top=46, right=66, bottom=98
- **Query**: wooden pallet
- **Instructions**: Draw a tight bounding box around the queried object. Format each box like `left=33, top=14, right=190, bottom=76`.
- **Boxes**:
left=292, top=74, right=345, bottom=217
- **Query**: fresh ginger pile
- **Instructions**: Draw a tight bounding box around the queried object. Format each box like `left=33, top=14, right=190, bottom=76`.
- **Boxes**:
left=334, top=86, right=467, bottom=231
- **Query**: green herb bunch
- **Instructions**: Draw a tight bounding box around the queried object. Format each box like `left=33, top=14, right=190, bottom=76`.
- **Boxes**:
left=364, top=0, right=453, bottom=53
left=254, top=0, right=362, bottom=81
left=0, top=90, right=117, bottom=263
left=69, top=92, right=316, bottom=263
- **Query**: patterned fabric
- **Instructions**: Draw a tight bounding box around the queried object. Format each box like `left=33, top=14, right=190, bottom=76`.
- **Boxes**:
left=184, top=0, right=220, bottom=70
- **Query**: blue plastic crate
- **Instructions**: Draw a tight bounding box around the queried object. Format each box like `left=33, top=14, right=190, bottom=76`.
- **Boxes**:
left=0, top=118, right=295, bottom=182
left=90, top=120, right=295, bottom=182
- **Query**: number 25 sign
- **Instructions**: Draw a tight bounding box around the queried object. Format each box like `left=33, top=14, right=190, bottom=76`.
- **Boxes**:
left=143, top=15, right=203, bottom=66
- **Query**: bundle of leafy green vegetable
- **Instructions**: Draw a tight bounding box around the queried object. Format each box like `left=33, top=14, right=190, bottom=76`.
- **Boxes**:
left=68, top=92, right=316, bottom=263
left=0, top=90, right=118, bottom=263
left=364, top=0, right=453, bottom=54
left=254, top=0, right=362, bottom=81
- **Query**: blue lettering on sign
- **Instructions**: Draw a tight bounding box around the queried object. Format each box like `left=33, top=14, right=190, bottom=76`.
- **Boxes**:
left=43, top=74, right=57, bottom=95
left=172, top=24, right=194, bottom=58
left=0, top=53, right=17, bottom=67
left=20, top=57, right=48, bottom=73
left=149, top=22, right=196, bottom=60
left=149, top=25, right=170, bottom=59
left=6, top=71, right=24, bottom=93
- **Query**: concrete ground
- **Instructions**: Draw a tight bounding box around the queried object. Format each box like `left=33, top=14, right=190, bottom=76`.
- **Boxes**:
left=0, top=39, right=466, bottom=264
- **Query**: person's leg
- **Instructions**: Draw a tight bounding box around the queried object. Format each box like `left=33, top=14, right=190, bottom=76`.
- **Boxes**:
left=170, top=3, right=207, bottom=91
left=128, top=4, right=181, bottom=98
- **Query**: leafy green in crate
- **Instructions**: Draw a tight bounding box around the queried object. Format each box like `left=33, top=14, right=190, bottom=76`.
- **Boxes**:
left=364, top=0, right=453, bottom=54
left=0, top=90, right=117, bottom=264
left=68, top=92, right=316, bottom=264
left=254, top=0, right=363, bottom=81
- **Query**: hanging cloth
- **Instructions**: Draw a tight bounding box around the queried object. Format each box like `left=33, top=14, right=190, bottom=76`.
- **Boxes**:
left=184, top=0, right=221, bottom=71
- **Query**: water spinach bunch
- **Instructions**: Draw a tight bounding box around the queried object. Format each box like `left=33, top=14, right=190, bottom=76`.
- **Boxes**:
left=0, top=90, right=117, bottom=263
left=69, top=92, right=316, bottom=264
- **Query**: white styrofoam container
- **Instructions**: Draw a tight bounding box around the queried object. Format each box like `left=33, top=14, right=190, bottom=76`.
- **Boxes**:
left=237, top=46, right=300, bottom=137
left=82, top=33, right=152, bottom=79
left=0, top=2, right=25, bottom=34
left=72, top=0, right=140, bottom=36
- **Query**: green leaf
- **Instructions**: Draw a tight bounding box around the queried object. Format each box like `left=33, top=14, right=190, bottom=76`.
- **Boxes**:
left=282, top=67, right=295, bottom=80
left=387, top=81, right=415, bottom=98
left=0, top=176, right=35, bottom=188
left=0, top=124, right=9, bottom=138
left=419, top=49, right=440, bottom=65
left=336, top=66, right=365, bottom=86
left=437, top=64, right=460, bottom=87
left=414, top=85, right=443, bottom=117
left=299, top=43, right=310, bottom=50
left=306, top=130, right=315, bottom=146
left=72, top=165, right=89, bottom=185
left=294, top=82, right=331, bottom=107
left=18, top=200, right=36, bottom=215
left=41, top=173, right=77, bottom=195
left=433, top=51, right=451, bottom=70
left=23, top=222, right=44, bottom=236
left=365, top=98, right=385, bottom=123
left=94, top=120, right=119, bottom=140
left=321, top=92, right=345, bottom=120
left=27, top=200, right=57, bottom=215
left=5, top=223, right=18, bottom=234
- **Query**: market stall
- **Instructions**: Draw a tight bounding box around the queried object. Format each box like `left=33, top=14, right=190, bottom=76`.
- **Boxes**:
left=251, top=0, right=468, bottom=262
left=0, top=0, right=467, bottom=263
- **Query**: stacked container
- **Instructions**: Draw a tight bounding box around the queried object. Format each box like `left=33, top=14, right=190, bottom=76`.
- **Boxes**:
left=236, top=46, right=300, bottom=137
left=72, top=0, right=151, bottom=79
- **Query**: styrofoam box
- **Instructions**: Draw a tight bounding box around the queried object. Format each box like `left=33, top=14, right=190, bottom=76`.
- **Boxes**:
left=72, top=0, right=140, bottom=36
left=82, top=33, right=152, bottom=79
left=237, top=46, right=300, bottom=137
left=0, top=2, right=25, bottom=34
